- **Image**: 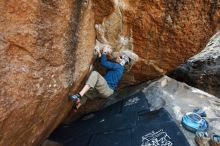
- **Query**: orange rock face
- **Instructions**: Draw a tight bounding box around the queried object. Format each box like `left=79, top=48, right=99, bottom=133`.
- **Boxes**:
left=93, top=0, right=220, bottom=84
left=0, top=0, right=95, bottom=145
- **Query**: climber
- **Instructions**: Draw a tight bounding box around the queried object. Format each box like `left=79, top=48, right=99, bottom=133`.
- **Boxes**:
left=69, top=48, right=130, bottom=109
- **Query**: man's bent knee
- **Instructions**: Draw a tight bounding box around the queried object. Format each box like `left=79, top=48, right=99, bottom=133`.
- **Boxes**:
left=100, top=88, right=114, bottom=98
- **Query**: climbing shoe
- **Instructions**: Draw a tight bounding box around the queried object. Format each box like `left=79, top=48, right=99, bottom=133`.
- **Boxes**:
left=68, top=93, right=81, bottom=104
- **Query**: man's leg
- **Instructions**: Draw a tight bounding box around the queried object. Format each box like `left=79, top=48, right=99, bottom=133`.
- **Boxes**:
left=79, top=84, right=90, bottom=97
left=69, top=84, right=90, bottom=109
left=69, top=70, right=113, bottom=110
left=85, top=71, right=113, bottom=98
left=89, top=71, right=114, bottom=98
left=85, top=71, right=100, bottom=89
left=69, top=71, right=100, bottom=104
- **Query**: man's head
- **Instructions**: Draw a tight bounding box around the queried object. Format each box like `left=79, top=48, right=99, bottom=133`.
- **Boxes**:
left=111, top=52, right=130, bottom=66
left=111, top=52, right=121, bottom=63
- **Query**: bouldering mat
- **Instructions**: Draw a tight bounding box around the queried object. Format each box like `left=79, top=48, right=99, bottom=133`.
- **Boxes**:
left=49, top=91, right=190, bottom=146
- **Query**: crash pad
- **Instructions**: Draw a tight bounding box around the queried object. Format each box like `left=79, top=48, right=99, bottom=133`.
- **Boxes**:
left=49, top=92, right=190, bottom=146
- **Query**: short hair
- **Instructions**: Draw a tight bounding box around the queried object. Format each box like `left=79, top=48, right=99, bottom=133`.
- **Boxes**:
left=111, top=51, right=121, bottom=60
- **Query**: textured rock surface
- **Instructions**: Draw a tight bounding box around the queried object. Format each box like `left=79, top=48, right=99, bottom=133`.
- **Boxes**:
left=169, top=31, right=220, bottom=98
left=93, top=0, right=220, bottom=84
left=0, top=0, right=95, bottom=145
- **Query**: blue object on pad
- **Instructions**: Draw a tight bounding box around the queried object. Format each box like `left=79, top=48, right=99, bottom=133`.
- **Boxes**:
left=182, top=112, right=209, bottom=133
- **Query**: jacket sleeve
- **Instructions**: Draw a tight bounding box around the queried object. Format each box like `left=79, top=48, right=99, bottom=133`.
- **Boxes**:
left=100, top=54, right=121, bottom=70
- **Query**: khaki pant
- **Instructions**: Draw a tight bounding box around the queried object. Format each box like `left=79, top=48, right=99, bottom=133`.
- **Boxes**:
left=81, top=71, right=114, bottom=104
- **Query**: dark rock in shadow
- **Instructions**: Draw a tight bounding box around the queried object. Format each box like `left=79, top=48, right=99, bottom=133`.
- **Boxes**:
left=168, top=31, right=220, bottom=98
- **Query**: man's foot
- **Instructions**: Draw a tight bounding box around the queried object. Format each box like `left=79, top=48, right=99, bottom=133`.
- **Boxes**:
left=68, top=93, right=81, bottom=104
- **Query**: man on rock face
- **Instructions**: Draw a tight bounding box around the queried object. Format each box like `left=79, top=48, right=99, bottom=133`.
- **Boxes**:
left=69, top=48, right=130, bottom=109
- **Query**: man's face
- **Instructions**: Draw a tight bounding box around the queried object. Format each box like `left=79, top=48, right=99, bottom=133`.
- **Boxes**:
left=115, top=56, right=122, bottom=64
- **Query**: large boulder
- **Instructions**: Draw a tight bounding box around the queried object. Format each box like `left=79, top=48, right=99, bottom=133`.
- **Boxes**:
left=93, top=0, right=220, bottom=84
left=169, top=31, right=220, bottom=98
left=0, top=0, right=95, bottom=145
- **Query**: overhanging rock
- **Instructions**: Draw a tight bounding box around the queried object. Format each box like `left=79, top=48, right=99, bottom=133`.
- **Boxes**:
left=169, top=31, right=220, bottom=98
